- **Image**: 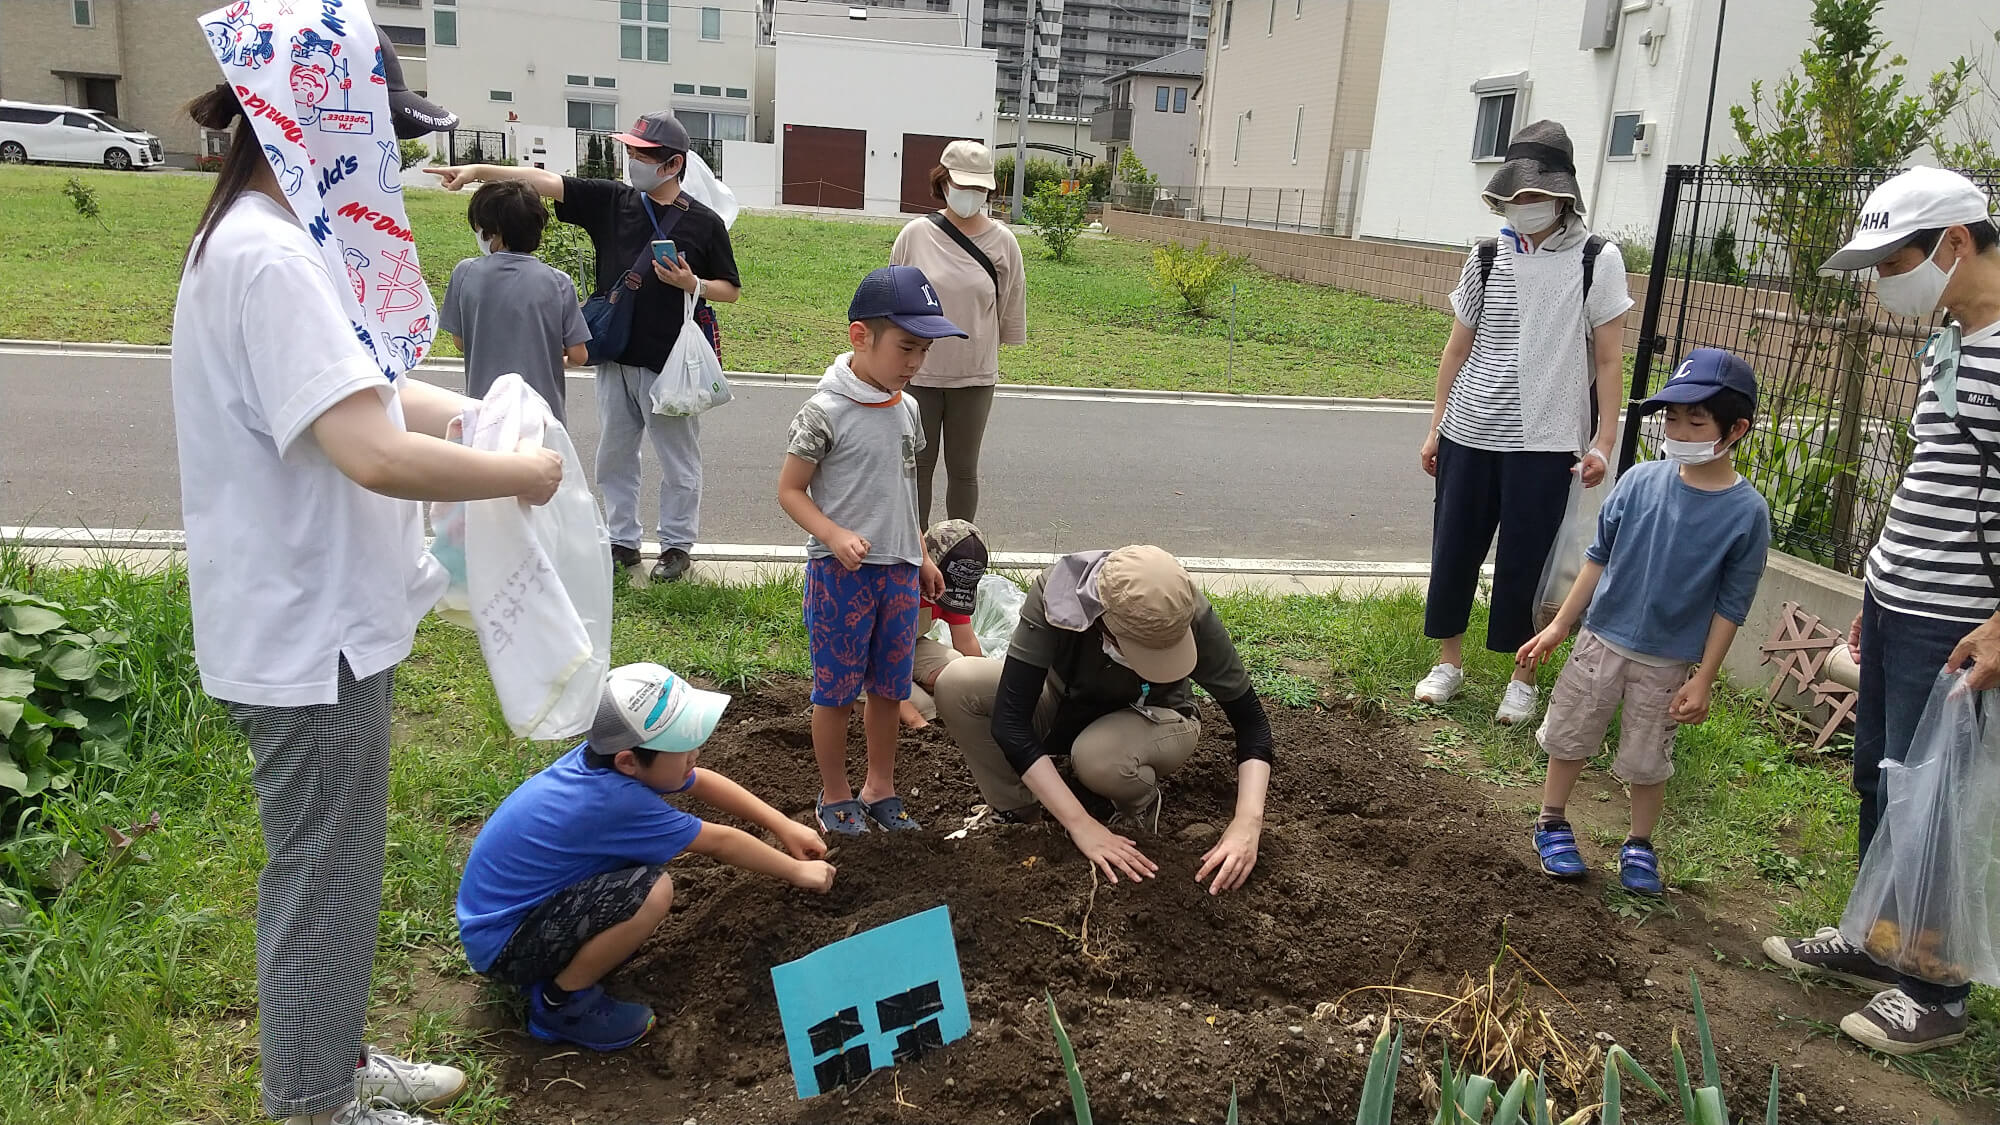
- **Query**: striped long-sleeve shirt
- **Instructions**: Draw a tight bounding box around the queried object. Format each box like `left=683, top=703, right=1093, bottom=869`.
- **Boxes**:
left=1867, top=321, right=2000, bottom=622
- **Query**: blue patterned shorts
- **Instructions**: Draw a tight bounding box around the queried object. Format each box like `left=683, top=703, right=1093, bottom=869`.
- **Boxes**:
left=805, top=557, right=921, bottom=707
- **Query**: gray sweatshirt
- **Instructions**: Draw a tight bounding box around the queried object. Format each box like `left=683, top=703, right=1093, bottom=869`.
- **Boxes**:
left=785, top=355, right=927, bottom=566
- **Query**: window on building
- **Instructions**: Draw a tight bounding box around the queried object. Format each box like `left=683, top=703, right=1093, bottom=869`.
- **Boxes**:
left=698, top=85, right=721, bottom=97
left=380, top=0, right=419, bottom=7
left=1469, top=73, right=1525, bottom=160
left=1267, top=0, right=1276, bottom=35
left=648, top=27, right=670, bottom=61
left=72, top=1, right=92, bottom=28
left=679, top=110, right=747, bottom=142
left=702, top=6, right=721, bottom=40
left=1174, top=87, right=1187, bottom=113
left=1220, top=1, right=1231, bottom=45
left=1291, top=105, right=1303, bottom=163
left=1233, top=113, right=1244, bottom=164
left=1155, top=85, right=1170, bottom=112
left=435, top=3, right=457, bottom=48
left=594, top=76, right=617, bottom=88
left=489, top=90, right=513, bottom=102
left=622, top=26, right=643, bottom=59
left=1295, top=0, right=1303, bottom=15
left=726, top=87, right=748, bottom=99
left=622, top=0, right=668, bottom=63
left=567, top=74, right=590, bottom=86
left=568, top=100, right=617, bottom=131
left=674, top=82, right=697, bottom=94
left=380, top=25, right=426, bottom=61
left=1609, top=111, right=1644, bottom=160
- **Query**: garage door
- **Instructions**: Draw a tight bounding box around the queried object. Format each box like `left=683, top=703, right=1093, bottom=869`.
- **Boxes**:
left=900, top=133, right=957, bottom=213
left=782, top=124, right=865, bottom=209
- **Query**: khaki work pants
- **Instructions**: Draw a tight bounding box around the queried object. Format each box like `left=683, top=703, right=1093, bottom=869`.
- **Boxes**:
left=932, top=656, right=1200, bottom=816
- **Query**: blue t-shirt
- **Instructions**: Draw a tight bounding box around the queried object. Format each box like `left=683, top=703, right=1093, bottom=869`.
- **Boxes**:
left=456, top=744, right=704, bottom=972
left=1582, top=459, right=1771, bottom=664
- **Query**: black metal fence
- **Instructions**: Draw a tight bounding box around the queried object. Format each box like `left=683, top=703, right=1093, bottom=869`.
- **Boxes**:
left=442, top=129, right=507, bottom=166
left=1106, top=183, right=1359, bottom=237
left=574, top=130, right=623, bottom=180
left=1621, top=164, right=2000, bottom=575
left=687, top=137, right=724, bottom=178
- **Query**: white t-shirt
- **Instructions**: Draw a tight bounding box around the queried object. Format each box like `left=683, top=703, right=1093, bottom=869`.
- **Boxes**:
left=1443, top=223, right=1634, bottom=453
left=170, top=192, right=445, bottom=707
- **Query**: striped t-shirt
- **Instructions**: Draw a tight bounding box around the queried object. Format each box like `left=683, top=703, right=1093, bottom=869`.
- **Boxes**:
left=1867, top=321, right=2000, bottom=622
left=1442, top=226, right=1633, bottom=453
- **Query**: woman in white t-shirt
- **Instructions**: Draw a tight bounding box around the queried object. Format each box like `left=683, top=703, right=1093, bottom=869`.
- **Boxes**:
left=171, top=82, right=560, bottom=1125
left=1412, top=121, right=1633, bottom=725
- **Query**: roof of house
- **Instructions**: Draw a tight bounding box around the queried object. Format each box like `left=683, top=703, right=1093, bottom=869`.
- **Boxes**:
left=1107, top=47, right=1206, bottom=86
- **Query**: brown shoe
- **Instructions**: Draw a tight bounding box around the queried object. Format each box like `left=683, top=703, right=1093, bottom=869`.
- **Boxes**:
left=650, top=547, right=692, bottom=583
left=1839, top=989, right=1969, bottom=1056
left=1762, top=927, right=1899, bottom=990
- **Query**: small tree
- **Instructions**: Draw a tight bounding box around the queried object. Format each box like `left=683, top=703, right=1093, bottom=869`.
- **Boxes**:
left=1081, top=160, right=1113, bottom=201
left=1152, top=241, right=1243, bottom=316
left=397, top=139, right=430, bottom=170
left=1025, top=182, right=1088, bottom=261
left=1115, top=147, right=1157, bottom=188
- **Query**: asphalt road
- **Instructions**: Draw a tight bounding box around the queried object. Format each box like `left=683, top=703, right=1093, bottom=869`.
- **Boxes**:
left=0, top=350, right=1437, bottom=561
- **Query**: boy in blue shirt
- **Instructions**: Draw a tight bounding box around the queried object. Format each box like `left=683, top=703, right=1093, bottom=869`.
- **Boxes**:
left=1518, top=348, right=1771, bottom=894
left=457, top=663, right=835, bottom=1051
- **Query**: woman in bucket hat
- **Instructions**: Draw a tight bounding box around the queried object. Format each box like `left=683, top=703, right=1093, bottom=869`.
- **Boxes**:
left=890, top=140, right=1029, bottom=525
left=1413, top=120, right=1634, bottom=726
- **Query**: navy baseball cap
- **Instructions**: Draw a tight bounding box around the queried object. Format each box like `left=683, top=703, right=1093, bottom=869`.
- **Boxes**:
left=848, top=266, right=967, bottom=340
left=1639, top=348, right=1758, bottom=415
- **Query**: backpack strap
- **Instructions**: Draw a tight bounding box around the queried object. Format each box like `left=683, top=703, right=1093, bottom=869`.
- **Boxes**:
left=1471, top=238, right=1499, bottom=324
left=1582, top=234, right=1607, bottom=308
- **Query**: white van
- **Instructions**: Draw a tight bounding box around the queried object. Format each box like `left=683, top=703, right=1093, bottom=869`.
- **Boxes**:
left=0, top=101, right=163, bottom=171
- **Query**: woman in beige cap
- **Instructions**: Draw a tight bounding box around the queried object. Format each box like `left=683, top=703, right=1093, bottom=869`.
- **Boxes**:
left=932, top=546, right=1273, bottom=893
left=889, top=140, right=1029, bottom=524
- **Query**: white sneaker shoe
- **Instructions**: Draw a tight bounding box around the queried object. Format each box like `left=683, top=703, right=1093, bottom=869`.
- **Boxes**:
left=1495, top=680, right=1539, bottom=725
left=286, top=1099, right=443, bottom=1125
left=1413, top=663, right=1465, bottom=704
left=356, top=1049, right=467, bottom=1110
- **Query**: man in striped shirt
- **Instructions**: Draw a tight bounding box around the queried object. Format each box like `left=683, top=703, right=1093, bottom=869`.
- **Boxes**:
left=1764, top=167, right=2000, bottom=1057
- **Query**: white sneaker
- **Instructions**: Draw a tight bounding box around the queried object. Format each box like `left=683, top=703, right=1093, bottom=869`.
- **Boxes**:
left=1495, top=680, right=1539, bottom=725
left=356, top=1049, right=467, bottom=1110
left=286, top=1099, right=443, bottom=1125
left=1413, top=663, right=1465, bottom=704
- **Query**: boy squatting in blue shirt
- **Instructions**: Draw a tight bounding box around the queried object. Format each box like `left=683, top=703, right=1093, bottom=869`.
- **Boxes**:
left=456, top=663, right=836, bottom=1053
left=1517, top=348, right=1772, bottom=895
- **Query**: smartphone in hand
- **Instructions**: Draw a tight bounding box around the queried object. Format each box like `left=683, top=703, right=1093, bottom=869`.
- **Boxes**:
left=651, top=240, right=680, bottom=267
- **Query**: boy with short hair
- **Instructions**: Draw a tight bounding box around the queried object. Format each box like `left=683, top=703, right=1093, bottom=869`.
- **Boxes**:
left=779, top=266, right=956, bottom=835
left=1517, top=348, right=1771, bottom=894
left=456, top=663, right=834, bottom=1052
left=439, top=179, right=591, bottom=422
left=902, top=519, right=991, bottom=729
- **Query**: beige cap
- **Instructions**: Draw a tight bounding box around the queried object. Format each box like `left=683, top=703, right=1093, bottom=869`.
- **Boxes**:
left=1098, top=545, right=1199, bottom=683
left=940, top=139, right=997, bottom=192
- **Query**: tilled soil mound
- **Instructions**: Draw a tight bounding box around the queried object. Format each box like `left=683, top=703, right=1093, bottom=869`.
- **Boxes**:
left=495, top=683, right=1980, bottom=1124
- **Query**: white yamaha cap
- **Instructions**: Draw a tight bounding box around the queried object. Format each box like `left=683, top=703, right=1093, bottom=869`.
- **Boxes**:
left=1822, top=167, right=1994, bottom=274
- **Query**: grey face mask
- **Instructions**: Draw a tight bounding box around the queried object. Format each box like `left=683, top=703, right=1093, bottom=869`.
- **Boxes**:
left=627, top=156, right=680, bottom=193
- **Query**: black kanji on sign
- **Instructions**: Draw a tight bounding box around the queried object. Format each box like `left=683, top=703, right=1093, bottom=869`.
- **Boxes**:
left=813, top=1043, right=873, bottom=1092
left=891, top=1018, right=945, bottom=1064
left=875, top=981, right=944, bottom=1032
left=808, top=1007, right=863, bottom=1056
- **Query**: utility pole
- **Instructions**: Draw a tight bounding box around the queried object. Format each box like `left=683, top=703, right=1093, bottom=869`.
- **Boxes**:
left=1011, top=0, right=1033, bottom=222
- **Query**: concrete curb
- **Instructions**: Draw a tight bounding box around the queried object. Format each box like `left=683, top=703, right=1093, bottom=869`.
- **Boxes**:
left=0, top=339, right=1433, bottom=411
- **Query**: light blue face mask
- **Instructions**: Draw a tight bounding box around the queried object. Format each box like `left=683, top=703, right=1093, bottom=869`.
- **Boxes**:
left=1926, top=323, right=1964, bottom=418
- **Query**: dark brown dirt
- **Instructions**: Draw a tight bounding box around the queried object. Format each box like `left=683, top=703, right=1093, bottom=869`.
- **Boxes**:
left=493, top=683, right=1985, bottom=1125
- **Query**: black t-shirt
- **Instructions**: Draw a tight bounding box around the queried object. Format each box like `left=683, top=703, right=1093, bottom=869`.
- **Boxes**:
left=554, top=176, right=741, bottom=373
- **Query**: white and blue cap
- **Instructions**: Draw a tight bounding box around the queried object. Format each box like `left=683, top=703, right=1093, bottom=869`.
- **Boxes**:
left=1639, top=348, right=1758, bottom=415
left=590, top=663, right=730, bottom=754
left=848, top=265, right=968, bottom=340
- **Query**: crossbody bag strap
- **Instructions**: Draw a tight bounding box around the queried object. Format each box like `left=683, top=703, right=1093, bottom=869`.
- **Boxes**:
left=1951, top=410, right=2000, bottom=591
left=927, top=211, right=1001, bottom=303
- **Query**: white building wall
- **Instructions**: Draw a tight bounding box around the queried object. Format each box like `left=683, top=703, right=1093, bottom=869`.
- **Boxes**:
left=773, top=33, right=998, bottom=214
left=1359, top=0, right=2000, bottom=249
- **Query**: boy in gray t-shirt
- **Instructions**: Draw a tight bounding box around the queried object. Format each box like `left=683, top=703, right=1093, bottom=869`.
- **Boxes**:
left=439, top=180, right=591, bottom=421
left=779, top=266, right=959, bottom=837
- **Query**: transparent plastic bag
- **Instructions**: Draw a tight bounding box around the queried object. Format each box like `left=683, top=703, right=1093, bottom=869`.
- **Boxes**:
left=649, top=289, right=732, bottom=417
left=971, top=575, right=1027, bottom=662
left=1839, top=670, right=2000, bottom=987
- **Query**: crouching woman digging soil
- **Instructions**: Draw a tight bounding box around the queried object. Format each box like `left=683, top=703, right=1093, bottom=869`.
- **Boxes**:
left=932, top=546, right=1272, bottom=892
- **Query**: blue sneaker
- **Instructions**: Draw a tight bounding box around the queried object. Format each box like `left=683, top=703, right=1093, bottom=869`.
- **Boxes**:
left=1619, top=840, right=1664, bottom=895
left=862, top=794, right=922, bottom=832
left=526, top=983, right=655, bottom=1051
left=1534, top=820, right=1587, bottom=880
left=816, top=794, right=871, bottom=836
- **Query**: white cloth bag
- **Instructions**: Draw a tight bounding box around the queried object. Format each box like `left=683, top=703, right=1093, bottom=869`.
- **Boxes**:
left=649, top=286, right=733, bottom=417
left=429, top=375, right=612, bottom=739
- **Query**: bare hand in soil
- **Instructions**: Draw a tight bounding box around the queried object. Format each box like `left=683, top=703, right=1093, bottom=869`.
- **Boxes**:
left=1668, top=677, right=1713, bottom=724
left=1196, top=821, right=1260, bottom=894
left=1516, top=623, right=1567, bottom=670
left=789, top=859, right=837, bottom=893
left=830, top=529, right=870, bottom=570
left=1947, top=616, right=2000, bottom=691
left=775, top=818, right=828, bottom=861
left=919, top=558, right=944, bottom=601
left=1419, top=430, right=1440, bottom=477
left=1070, top=821, right=1156, bottom=884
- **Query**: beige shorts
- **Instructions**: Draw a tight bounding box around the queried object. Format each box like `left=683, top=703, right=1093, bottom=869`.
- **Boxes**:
left=906, top=636, right=964, bottom=722
left=1536, top=629, right=1690, bottom=786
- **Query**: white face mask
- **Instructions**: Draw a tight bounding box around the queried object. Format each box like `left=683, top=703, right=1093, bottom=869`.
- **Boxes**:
left=476, top=232, right=497, bottom=256
left=627, top=156, right=678, bottom=193
left=1502, top=200, right=1563, bottom=235
left=1661, top=436, right=1731, bottom=466
left=1102, top=634, right=1133, bottom=669
left=1874, top=246, right=1960, bottom=319
left=945, top=186, right=989, bottom=220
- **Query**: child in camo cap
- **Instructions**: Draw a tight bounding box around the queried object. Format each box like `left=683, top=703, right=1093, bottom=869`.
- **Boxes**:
left=903, top=520, right=991, bottom=728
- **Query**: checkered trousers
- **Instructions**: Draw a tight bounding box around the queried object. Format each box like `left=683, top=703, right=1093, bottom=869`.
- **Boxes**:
left=225, top=659, right=395, bottom=1119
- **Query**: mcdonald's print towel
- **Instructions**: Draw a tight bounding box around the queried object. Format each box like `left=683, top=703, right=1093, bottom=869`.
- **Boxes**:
left=200, top=0, right=435, bottom=380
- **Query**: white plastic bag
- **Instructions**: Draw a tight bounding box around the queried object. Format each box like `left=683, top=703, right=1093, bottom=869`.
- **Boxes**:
left=649, top=287, right=732, bottom=417
left=1840, top=671, right=2000, bottom=987
left=1533, top=461, right=1614, bottom=632
left=680, top=148, right=739, bottom=230
left=971, top=575, right=1027, bottom=662
left=428, top=375, right=613, bottom=740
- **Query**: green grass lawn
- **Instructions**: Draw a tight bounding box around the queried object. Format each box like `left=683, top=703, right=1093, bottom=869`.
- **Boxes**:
left=0, top=165, right=1449, bottom=398
left=1, top=550, right=1991, bottom=1123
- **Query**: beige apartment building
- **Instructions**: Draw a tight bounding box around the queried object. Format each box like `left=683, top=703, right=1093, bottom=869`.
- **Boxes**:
left=1192, top=0, right=1386, bottom=234
left=0, top=0, right=220, bottom=159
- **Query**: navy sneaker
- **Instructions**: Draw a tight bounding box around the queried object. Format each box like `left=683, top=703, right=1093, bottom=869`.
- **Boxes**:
left=1534, top=820, right=1587, bottom=879
left=862, top=794, right=922, bottom=832
left=816, top=794, right=871, bottom=836
left=526, top=984, right=655, bottom=1052
left=1619, top=840, right=1664, bottom=895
